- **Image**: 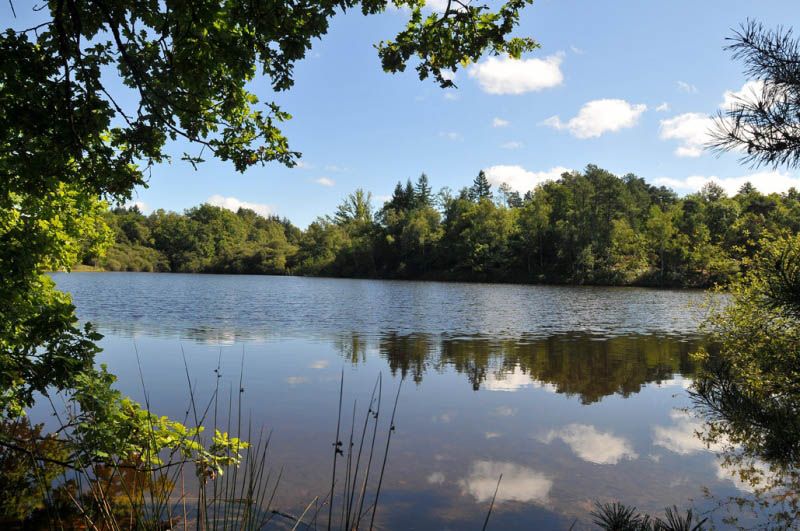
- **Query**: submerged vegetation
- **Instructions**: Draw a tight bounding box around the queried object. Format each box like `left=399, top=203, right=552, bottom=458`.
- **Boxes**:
left=87, top=166, right=800, bottom=288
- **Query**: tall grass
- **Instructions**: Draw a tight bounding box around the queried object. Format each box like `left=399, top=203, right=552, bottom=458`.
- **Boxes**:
left=0, top=347, right=405, bottom=531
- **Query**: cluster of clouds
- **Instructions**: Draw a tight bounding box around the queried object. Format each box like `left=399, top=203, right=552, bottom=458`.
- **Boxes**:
left=479, top=164, right=800, bottom=197
left=450, top=50, right=779, bottom=166
left=422, top=406, right=764, bottom=508
left=659, top=80, right=765, bottom=157
left=461, top=66, right=797, bottom=196
left=654, top=170, right=800, bottom=196
left=444, top=412, right=755, bottom=508
left=204, top=48, right=798, bottom=214
left=461, top=53, right=769, bottom=154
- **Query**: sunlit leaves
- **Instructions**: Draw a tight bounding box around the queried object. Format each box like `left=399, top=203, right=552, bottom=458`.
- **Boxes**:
left=692, top=234, right=800, bottom=526
left=378, top=0, right=537, bottom=87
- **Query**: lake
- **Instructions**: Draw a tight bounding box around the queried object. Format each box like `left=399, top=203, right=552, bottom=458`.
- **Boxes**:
left=50, top=272, right=740, bottom=529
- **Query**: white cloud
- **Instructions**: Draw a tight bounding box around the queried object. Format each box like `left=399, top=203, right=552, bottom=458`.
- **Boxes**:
left=653, top=170, right=800, bottom=196
left=459, top=461, right=552, bottom=504
left=124, top=200, right=149, bottom=213
left=484, top=366, right=532, bottom=392
left=483, top=165, right=570, bottom=193
left=286, top=376, right=309, bottom=385
left=660, top=81, right=767, bottom=158
left=427, top=472, right=446, bottom=485
left=324, top=164, right=347, bottom=172
left=658, top=112, right=715, bottom=157
left=570, top=45, right=585, bottom=55
left=485, top=432, right=502, bottom=439
left=439, top=131, right=462, bottom=141
left=539, top=424, right=638, bottom=465
left=309, top=360, right=329, bottom=369
left=314, top=177, right=336, bottom=187
left=468, top=54, right=564, bottom=95
left=443, top=92, right=459, bottom=101
left=655, top=376, right=693, bottom=389
left=720, top=79, right=764, bottom=111
left=655, top=102, right=670, bottom=112
left=207, top=195, right=272, bottom=217
left=501, top=141, right=523, bottom=150
left=295, top=160, right=314, bottom=169
left=677, top=81, right=698, bottom=94
left=492, top=117, right=510, bottom=128
left=543, top=99, right=647, bottom=138
left=652, top=410, right=722, bottom=455
left=424, top=0, right=465, bottom=13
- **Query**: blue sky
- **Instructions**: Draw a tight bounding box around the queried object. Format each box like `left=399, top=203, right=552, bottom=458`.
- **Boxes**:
left=7, top=1, right=800, bottom=227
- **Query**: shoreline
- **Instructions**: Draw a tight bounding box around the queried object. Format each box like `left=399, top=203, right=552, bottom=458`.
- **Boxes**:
left=55, top=267, right=714, bottom=291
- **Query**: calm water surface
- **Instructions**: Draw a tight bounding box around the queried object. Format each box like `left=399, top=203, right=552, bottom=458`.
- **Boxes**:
left=51, top=273, right=740, bottom=529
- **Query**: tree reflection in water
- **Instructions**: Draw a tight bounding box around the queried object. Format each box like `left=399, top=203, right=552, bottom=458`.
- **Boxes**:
left=339, top=331, right=703, bottom=403
left=692, top=356, right=800, bottom=528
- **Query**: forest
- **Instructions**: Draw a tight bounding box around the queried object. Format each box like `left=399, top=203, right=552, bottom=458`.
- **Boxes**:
left=86, top=165, right=800, bottom=288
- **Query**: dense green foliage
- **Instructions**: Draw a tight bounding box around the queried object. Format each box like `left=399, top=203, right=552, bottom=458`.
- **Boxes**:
left=90, top=204, right=300, bottom=274
left=691, top=234, right=800, bottom=527
left=92, top=165, right=800, bottom=287
left=696, top=22, right=800, bottom=527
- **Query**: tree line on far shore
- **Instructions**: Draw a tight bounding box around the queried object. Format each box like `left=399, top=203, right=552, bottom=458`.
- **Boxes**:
left=83, top=164, right=800, bottom=288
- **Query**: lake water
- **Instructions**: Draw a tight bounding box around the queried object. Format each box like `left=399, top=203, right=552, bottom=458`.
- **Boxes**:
left=51, top=272, right=741, bottom=529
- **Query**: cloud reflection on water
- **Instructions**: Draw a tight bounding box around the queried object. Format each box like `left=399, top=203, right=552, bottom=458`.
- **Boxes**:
left=652, top=410, right=721, bottom=455
left=459, top=460, right=553, bottom=504
left=539, top=423, right=638, bottom=465
left=484, top=365, right=533, bottom=391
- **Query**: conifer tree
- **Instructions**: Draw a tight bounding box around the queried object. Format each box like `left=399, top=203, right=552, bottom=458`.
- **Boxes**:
left=470, top=171, right=493, bottom=201
left=415, top=173, right=433, bottom=206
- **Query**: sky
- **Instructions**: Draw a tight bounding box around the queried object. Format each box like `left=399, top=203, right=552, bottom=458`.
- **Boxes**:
left=6, top=1, right=800, bottom=227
